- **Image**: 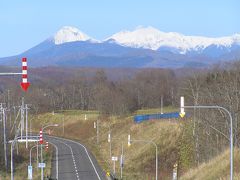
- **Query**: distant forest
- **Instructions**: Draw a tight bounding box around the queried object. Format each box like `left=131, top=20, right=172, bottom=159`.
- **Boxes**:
left=0, top=67, right=178, bottom=115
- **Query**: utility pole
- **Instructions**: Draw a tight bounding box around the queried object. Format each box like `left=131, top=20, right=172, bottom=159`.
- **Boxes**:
left=37, top=141, right=39, bottom=171
left=2, top=104, right=8, bottom=170
left=97, top=119, right=99, bottom=144
left=62, top=116, right=65, bottom=136
left=25, top=104, right=29, bottom=149
left=161, top=96, right=163, bottom=114
left=20, top=98, right=24, bottom=140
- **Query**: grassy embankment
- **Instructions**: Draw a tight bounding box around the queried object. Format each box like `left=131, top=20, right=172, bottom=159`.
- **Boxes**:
left=180, top=149, right=240, bottom=180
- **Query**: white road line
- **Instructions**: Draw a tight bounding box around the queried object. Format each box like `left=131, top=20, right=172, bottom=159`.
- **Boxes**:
left=52, top=136, right=102, bottom=180
left=48, top=142, right=59, bottom=180
left=54, top=139, right=80, bottom=180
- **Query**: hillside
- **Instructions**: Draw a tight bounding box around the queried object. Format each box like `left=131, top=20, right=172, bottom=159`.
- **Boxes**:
left=30, top=107, right=240, bottom=179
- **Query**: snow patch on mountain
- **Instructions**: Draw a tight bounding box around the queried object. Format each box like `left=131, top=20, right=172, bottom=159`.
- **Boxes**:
left=107, top=27, right=240, bottom=54
left=53, top=26, right=92, bottom=45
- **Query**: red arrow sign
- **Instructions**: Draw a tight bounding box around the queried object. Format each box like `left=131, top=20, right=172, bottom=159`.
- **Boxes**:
left=21, top=82, right=30, bottom=91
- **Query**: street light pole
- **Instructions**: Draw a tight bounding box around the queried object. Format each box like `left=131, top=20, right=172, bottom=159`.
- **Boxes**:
left=29, top=145, right=40, bottom=166
left=182, top=105, right=233, bottom=180
left=41, top=124, right=59, bottom=180
left=128, top=137, right=158, bottom=180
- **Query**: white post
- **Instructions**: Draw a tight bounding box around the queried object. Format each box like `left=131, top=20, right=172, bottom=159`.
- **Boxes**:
left=128, top=135, right=131, bottom=146
left=108, top=131, right=111, bottom=159
left=180, top=96, right=185, bottom=117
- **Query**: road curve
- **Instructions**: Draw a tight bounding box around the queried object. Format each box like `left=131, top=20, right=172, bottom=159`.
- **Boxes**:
left=45, top=136, right=106, bottom=180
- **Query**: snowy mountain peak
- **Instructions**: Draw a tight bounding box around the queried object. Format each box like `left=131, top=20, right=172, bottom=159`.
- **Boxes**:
left=53, top=26, right=91, bottom=45
left=107, top=26, right=240, bottom=53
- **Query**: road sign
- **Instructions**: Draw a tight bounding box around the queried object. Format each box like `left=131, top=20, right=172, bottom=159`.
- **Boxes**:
left=38, top=163, right=46, bottom=168
left=20, top=58, right=30, bottom=91
left=28, top=165, right=32, bottom=179
left=112, top=156, right=118, bottom=161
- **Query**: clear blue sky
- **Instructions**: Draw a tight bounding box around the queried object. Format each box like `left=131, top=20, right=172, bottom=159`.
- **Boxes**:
left=0, top=0, right=239, bottom=57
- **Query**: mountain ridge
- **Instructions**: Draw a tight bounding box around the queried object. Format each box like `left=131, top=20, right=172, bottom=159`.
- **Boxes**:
left=0, top=26, right=239, bottom=68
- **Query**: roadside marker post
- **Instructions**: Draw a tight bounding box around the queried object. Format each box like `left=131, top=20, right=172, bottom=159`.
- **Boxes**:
left=180, top=96, right=185, bottom=118
left=39, top=129, right=43, bottom=144
left=46, top=142, right=49, bottom=150
left=128, top=135, right=131, bottom=146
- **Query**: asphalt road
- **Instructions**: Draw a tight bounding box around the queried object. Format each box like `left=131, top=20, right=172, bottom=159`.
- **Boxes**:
left=45, top=136, right=106, bottom=180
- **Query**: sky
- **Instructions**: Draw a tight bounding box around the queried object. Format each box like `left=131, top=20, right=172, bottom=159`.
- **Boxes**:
left=0, top=0, right=239, bottom=57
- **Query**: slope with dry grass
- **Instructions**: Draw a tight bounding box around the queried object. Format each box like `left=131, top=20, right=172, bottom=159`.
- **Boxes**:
left=180, top=149, right=240, bottom=180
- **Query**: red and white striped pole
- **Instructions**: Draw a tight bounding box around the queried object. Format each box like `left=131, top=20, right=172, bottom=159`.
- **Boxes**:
left=46, top=141, right=49, bottom=150
left=39, top=128, right=43, bottom=144
left=20, top=57, right=30, bottom=91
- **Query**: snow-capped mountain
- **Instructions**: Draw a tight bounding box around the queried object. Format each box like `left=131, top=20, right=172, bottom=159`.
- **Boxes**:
left=0, top=26, right=240, bottom=68
left=53, top=26, right=92, bottom=45
left=107, top=26, right=240, bottom=54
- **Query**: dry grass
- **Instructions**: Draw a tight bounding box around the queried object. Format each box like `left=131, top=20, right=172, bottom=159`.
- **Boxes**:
left=180, top=148, right=240, bottom=180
